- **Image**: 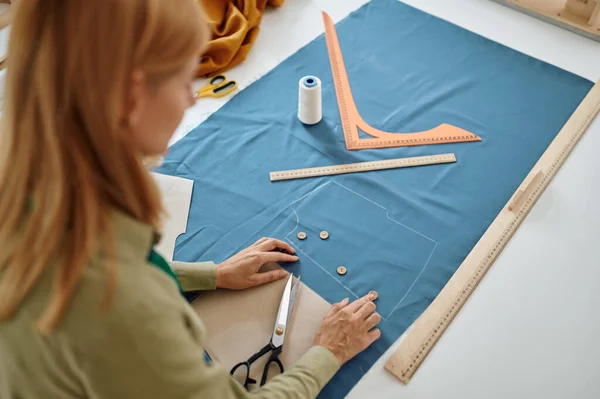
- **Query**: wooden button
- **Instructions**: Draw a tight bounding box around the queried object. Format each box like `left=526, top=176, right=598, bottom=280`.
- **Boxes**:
left=297, top=232, right=307, bottom=240
left=336, top=266, right=347, bottom=275
left=368, top=290, right=378, bottom=300
left=320, top=231, right=329, bottom=240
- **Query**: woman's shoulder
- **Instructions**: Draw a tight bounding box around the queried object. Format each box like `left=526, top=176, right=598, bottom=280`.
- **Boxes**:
left=7, top=251, right=187, bottom=344
left=0, top=252, right=212, bottom=398
left=0, top=251, right=195, bottom=372
left=71, top=253, right=187, bottom=331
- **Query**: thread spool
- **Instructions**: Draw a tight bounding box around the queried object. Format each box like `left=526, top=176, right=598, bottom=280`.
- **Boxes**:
left=298, top=75, right=322, bottom=125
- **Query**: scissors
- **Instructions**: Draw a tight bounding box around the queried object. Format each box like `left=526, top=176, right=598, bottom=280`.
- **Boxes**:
left=230, top=273, right=301, bottom=389
left=195, top=74, right=237, bottom=99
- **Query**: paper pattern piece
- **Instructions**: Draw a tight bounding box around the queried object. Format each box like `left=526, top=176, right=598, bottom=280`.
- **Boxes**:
left=151, top=172, right=194, bottom=261
left=191, top=263, right=332, bottom=389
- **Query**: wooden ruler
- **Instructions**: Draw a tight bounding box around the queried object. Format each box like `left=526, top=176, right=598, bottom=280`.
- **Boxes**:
left=384, top=79, right=600, bottom=384
left=269, top=153, right=456, bottom=182
left=489, top=0, right=600, bottom=42
left=321, top=11, right=482, bottom=150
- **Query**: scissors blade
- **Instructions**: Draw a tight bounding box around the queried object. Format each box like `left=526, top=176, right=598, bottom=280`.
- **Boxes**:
left=271, top=274, right=294, bottom=348
left=286, top=275, right=301, bottom=326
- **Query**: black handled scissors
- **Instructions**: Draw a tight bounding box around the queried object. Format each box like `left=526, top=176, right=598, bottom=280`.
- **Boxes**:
left=230, top=274, right=301, bottom=389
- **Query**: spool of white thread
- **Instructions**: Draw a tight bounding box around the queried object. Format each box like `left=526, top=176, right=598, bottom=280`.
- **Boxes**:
left=298, top=75, right=322, bottom=125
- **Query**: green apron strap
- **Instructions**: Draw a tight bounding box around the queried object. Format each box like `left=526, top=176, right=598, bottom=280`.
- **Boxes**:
left=146, top=248, right=184, bottom=294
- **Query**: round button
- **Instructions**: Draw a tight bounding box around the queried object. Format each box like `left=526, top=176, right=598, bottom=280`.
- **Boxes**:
left=320, top=231, right=329, bottom=240
left=368, top=290, right=378, bottom=300
left=336, top=266, right=347, bottom=275
left=297, top=232, right=307, bottom=240
left=275, top=327, right=284, bottom=335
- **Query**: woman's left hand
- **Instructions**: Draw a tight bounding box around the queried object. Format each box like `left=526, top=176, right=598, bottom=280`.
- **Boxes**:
left=215, top=237, right=299, bottom=290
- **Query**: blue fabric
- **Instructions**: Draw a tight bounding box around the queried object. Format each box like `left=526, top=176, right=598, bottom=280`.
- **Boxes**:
left=156, top=0, right=594, bottom=396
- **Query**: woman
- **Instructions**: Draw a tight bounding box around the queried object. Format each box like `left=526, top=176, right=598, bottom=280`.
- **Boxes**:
left=0, top=1, right=381, bottom=398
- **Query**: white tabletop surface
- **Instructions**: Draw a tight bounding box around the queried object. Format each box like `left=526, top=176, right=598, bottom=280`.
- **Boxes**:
left=2, top=1, right=595, bottom=398
left=174, top=1, right=600, bottom=398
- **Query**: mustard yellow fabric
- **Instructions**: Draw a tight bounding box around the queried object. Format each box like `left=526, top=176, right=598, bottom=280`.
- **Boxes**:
left=197, top=0, right=285, bottom=77
left=0, top=209, right=340, bottom=398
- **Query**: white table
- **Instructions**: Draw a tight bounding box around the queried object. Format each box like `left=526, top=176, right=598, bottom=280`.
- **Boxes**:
left=0, top=1, right=595, bottom=397
left=180, top=1, right=600, bottom=397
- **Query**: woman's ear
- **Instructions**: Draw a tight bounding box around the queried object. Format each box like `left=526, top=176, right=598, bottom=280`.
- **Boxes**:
left=122, top=69, right=147, bottom=129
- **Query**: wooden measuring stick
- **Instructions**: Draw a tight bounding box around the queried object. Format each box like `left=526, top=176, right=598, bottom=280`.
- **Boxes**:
left=321, top=11, right=481, bottom=150
left=269, top=154, right=456, bottom=182
left=508, top=170, right=544, bottom=212
left=490, top=0, right=600, bottom=42
left=590, top=1, right=600, bottom=26
left=384, top=79, right=600, bottom=384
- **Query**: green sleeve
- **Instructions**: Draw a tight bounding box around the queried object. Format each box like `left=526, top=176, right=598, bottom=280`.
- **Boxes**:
left=80, top=279, right=340, bottom=399
left=169, top=260, right=217, bottom=291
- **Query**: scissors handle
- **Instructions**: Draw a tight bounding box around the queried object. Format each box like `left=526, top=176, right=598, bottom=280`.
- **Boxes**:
left=230, top=361, right=256, bottom=390
left=212, top=80, right=237, bottom=97
left=210, top=74, right=226, bottom=85
left=196, top=75, right=237, bottom=99
left=260, top=346, right=284, bottom=386
left=230, top=342, right=274, bottom=389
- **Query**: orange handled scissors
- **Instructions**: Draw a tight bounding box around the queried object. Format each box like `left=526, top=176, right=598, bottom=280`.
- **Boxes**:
left=195, top=74, right=238, bottom=99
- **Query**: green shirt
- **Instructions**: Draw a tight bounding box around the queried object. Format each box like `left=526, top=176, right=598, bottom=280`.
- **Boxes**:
left=0, top=209, right=340, bottom=398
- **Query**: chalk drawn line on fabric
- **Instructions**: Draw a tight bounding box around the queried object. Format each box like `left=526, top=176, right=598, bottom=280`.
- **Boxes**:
left=321, top=11, right=482, bottom=150
left=283, top=181, right=438, bottom=320
left=269, top=153, right=457, bottom=181
left=384, top=80, right=600, bottom=384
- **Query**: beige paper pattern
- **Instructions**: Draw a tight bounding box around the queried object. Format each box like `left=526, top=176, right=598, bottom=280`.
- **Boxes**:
left=190, top=263, right=333, bottom=387
left=151, top=172, right=194, bottom=261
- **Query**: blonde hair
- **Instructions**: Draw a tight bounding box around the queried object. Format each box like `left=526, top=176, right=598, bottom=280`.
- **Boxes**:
left=0, top=0, right=208, bottom=332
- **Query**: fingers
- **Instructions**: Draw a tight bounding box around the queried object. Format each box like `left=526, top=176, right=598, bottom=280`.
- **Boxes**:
left=364, top=312, right=381, bottom=331
left=250, top=269, right=289, bottom=286
left=255, top=237, right=296, bottom=254
left=366, top=328, right=381, bottom=344
left=327, top=298, right=349, bottom=317
left=345, top=293, right=374, bottom=313
left=355, top=300, right=376, bottom=320
left=253, top=237, right=270, bottom=245
left=256, top=251, right=299, bottom=264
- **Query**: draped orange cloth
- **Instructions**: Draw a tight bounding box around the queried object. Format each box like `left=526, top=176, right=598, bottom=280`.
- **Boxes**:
left=197, top=0, right=285, bottom=77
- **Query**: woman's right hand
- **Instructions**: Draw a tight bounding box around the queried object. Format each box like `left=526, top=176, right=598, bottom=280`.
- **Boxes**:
left=313, top=292, right=381, bottom=366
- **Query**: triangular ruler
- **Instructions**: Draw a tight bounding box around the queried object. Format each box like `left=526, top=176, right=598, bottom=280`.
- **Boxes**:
left=321, top=11, right=482, bottom=150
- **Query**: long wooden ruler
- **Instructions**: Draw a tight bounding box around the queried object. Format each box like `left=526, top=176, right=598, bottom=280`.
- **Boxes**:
left=269, top=153, right=456, bottom=182
left=489, top=0, right=600, bottom=42
left=384, top=79, right=600, bottom=384
left=321, top=11, right=481, bottom=150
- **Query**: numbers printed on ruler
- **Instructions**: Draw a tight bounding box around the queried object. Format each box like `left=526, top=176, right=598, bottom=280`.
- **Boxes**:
left=321, top=11, right=482, bottom=150
left=269, top=154, right=457, bottom=182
